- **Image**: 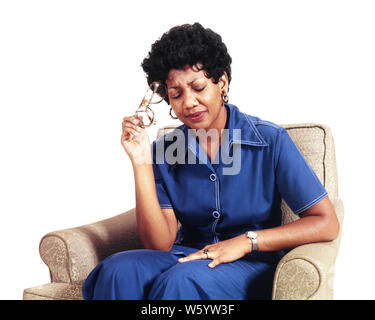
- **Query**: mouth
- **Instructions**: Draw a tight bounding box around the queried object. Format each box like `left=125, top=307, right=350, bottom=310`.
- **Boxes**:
left=187, top=111, right=206, bottom=122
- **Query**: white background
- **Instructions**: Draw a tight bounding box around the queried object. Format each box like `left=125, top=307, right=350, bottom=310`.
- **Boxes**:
left=1, top=0, right=374, bottom=300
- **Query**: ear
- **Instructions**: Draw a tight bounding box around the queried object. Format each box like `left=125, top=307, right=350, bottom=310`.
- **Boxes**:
left=218, top=72, right=229, bottom=93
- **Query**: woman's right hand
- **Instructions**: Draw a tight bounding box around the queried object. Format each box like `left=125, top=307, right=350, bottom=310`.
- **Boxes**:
left=121, top=115, right=152, bottom=166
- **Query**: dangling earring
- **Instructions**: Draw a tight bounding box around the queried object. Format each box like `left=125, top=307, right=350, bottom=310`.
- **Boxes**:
left=169, top=108, right=178, bottom=120
left=221, top=91, right=229, bottom=104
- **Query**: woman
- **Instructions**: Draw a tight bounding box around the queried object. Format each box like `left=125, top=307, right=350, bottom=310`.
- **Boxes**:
left=82, top=23, right=339, bottom=300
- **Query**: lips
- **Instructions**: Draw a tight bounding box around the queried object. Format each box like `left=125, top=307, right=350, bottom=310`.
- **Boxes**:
left=187, top=111, right=206, bottom=122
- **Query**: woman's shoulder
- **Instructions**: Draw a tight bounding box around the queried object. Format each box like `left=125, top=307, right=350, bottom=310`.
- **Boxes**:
left=248, top=114, right=282, bottom=131
left=234, top=106, right=285, bottom=146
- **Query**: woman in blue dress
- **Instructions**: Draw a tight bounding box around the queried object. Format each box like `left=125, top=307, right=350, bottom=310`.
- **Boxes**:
left=82, top=23, right=339, bottom=300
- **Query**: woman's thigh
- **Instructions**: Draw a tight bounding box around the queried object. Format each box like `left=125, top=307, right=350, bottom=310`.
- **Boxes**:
left=149, top=257, right=276, bottom=300
left=82, top=245, right=276, bottom=300
left=82, top=248, right=180, bottom=300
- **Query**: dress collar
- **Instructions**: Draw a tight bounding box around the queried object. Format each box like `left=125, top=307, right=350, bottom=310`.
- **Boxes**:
left=184, top=103, right=268, bottom=156
left=166, top=104, right=268, bottom=172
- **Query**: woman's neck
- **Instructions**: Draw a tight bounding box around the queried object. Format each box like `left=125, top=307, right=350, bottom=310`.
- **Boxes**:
left=195, top=105, right=228, bottom=161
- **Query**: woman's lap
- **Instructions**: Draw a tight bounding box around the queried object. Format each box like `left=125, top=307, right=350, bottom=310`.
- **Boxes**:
left=82, top=245, right=275, bottom=300
left=82, top=248, right=178, bottom=300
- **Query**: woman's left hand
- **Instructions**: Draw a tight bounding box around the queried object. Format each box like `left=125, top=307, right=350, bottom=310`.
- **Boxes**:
left=178, top=234, right=252, bottom=268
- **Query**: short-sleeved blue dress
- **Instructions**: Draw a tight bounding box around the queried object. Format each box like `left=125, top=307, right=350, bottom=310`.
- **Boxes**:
left=82, top=103, right=327, bottom=300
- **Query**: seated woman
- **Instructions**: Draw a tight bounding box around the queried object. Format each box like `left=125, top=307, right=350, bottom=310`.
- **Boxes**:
left=82, top=22, right=339, bottom=300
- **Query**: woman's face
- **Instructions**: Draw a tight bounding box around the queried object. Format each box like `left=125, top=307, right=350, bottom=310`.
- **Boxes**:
left=166, top=65, right=228, bottom=131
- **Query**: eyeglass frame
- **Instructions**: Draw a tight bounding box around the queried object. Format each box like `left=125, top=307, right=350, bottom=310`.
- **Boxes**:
left=135, top=81, right=166, bottom=128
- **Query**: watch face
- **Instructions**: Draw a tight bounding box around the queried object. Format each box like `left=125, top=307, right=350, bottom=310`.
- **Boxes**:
left=247, top=231, right=257, bottom=239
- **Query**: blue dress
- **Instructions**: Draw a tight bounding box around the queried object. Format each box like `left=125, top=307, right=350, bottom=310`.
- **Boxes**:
left=82, top=103, right=327, bottom=300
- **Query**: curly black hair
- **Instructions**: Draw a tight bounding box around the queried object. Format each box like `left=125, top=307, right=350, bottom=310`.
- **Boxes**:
left=141, top=23, right=232, bottom=103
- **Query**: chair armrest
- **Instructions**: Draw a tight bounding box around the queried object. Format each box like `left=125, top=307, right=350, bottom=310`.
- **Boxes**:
left=272, top=241, right=336, bottom=299
left=272, top=199, right=344, bottom=300
left=39, top=208, right=143, bottom=285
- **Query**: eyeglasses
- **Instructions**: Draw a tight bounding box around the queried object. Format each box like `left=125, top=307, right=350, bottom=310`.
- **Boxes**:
left=135, top=81, right=167, bottom=128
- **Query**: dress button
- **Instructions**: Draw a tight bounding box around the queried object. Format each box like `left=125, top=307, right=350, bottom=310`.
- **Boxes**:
left=210, top=173, right=216, bottom=181
left=212, top=211, right=220, bottom=219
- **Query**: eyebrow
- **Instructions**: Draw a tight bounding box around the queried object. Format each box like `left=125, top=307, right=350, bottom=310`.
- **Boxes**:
left=167, top=78, right=205, bottom=90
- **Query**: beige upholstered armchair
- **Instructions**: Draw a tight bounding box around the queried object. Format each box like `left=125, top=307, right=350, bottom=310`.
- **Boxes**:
left=23, top=123, right=344, bottom=300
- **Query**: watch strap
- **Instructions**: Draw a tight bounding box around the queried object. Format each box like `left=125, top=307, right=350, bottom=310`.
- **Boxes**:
left=246, top=231, right=258, bottom=251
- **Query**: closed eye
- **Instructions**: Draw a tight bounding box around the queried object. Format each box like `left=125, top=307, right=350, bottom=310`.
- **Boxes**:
left=193, top=86, right=206, bottom=92
left=170, top=93, right=181, bottom=99
left=168, top=85, right=206, bottom=100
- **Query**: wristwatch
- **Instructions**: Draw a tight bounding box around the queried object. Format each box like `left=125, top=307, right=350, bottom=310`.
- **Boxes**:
left=246, top=231, right=258, bottom=251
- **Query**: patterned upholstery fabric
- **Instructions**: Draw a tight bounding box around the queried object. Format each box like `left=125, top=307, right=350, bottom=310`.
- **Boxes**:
left=23, top=283, right=83, bottom=300
left=23, top=123, right=344, bottom=300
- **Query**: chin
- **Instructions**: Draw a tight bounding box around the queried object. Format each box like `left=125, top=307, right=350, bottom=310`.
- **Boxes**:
left=186, top=121, right=209, bottom=130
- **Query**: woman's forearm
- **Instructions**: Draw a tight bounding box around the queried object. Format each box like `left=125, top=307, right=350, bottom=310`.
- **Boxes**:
left=256, top=215, right=338, bottom=253
left=133, top=163, right=175, bottom=251
left=255, top=197, right=339, bottom=253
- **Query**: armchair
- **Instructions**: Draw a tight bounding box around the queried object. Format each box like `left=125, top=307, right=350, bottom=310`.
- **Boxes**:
left=23, top=123, right=344, bottom=300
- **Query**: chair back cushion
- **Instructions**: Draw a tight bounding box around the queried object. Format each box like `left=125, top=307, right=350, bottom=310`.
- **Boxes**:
left=280, top=124, right=338, bottom=224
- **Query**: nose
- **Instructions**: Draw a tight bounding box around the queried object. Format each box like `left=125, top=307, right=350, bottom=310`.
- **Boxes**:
left=183, top=89, right=199, bottom=110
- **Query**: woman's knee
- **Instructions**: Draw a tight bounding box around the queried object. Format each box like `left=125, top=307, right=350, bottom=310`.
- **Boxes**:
left=83, top=249, right=177, bottom=299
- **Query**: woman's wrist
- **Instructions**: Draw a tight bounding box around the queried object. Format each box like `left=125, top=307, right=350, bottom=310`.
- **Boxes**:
left=237, top=233, right=253, bottom=255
